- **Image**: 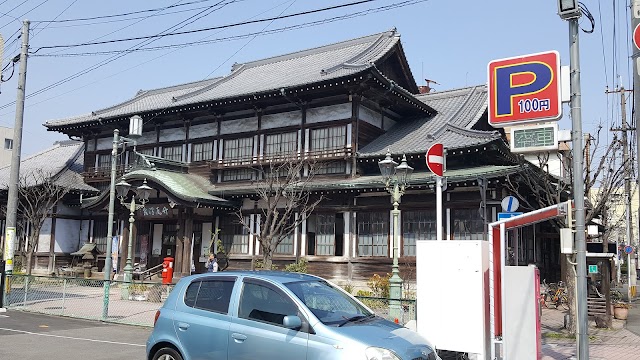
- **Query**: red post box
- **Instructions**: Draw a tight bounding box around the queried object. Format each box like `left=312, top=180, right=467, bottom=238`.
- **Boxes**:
left=162, top=257, right=174, bottom=285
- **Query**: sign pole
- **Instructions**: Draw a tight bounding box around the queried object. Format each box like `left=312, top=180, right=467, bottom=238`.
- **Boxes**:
left=436, top=176, right=443, bottom=241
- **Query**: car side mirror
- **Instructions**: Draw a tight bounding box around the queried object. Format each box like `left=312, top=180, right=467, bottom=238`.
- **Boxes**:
left=283, top=315, right=302, bottom=329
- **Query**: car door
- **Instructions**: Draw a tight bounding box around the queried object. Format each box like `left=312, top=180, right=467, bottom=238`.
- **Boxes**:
left=173, top=276, right=236, bottom=360
left=228, top=278, right=308, bottom=360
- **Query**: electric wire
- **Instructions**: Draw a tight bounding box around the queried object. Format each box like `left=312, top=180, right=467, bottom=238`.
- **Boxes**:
left=0, top=0, right=234, bottom=112
left=31, top=0, right=423, bottom=58
left=0, top=0, right=29, bottom=23
left=0, top=0, right=50, bottom=31
left=32, top=0, right=380, bottom=52
left=577, top=2, right=594, bottom=33
left=0, top=0, right=428, bottom=121
left=31, top=0, right=216, bottom=23
left=31, top=0, right=78, bottom=39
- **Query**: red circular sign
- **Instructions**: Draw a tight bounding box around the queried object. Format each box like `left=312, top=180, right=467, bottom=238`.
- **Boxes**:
left=426, top=143, right=445, bottom=177
left=634, top=24, right=640, bottom=50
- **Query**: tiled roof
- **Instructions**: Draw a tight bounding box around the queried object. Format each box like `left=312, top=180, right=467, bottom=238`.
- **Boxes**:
left=358, top=85, right=499, bottom=157
left=0, top=141, right=98, bottom=192
left=45, top=29, right=405, bottom=129
left=208, top=165, right=521, bottom=195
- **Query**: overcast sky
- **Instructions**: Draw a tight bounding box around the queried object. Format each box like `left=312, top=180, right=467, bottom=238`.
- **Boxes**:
left=0, top=0, right=629, bottom=156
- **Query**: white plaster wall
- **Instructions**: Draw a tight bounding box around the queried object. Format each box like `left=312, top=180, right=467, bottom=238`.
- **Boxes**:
left=359, top=105, right=382, bottom=128
left=159, top=127, right=186, bottom=142
left=152, top=224, right=163, bottom=257
left=190, top=122, right=218, bottom=139
left=54, top=219, right=82, bottom=253
left=262, top=110, right=302, bottom=129
left=37, top=218, right=52, bottom=252
left=220, top=117, right=258, bottom=135
left=307, top=103, right=351, bottom=124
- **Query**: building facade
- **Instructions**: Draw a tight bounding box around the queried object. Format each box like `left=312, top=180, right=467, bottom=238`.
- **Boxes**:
left=42, top=30, right=561, bottom=284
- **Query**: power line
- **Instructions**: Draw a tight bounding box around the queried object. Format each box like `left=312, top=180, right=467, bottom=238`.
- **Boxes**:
left=31, top=0, right=423, bottom=58
left=0, top=0, right=29, bottom=23
left=0, top=0, right=429, bottom=120
left=31, top=0, right=215, bottom=23
left=31, top=0, right=78, bottom=39
left=32, top=0, right=380, bottom=52
left=0, top=0, right=234, bottom=112
left=0, top=0, right=50, bottom=31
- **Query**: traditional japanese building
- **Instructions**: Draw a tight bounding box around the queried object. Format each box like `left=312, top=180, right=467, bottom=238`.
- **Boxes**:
left=42, top=29, right=561, bottom=283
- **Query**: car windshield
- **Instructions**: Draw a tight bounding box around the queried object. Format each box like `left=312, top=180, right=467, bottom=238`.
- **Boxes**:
left=285, top=280, right=373, bottom=326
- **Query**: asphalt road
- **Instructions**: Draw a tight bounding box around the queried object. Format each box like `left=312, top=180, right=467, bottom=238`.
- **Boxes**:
left=0, top=310, right=152, bottom=359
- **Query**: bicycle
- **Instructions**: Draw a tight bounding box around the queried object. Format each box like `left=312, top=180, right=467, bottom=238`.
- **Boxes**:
left=541, top=280, right=568, bottom=310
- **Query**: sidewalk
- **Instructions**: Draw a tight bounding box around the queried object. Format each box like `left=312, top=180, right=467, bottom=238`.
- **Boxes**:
left=541, top=302, right=640, bottom=359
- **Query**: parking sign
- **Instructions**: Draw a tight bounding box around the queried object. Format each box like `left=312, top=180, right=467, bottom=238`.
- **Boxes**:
left=488, top=51, right=562, bottom=127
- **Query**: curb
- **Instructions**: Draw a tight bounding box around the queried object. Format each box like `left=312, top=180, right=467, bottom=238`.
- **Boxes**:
left=0, top=307, right=7, bottom=313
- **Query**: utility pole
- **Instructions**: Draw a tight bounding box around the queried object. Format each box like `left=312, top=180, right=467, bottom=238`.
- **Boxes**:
left=3, top=20, right=29, bottom=276
left=608, top=87, right=635, bottom=299
left=631, top=0, right=640, bottom=300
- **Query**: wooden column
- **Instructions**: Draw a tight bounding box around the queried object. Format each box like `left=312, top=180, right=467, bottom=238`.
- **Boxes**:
left=175, top=209, right=185, bottom=275
left=47, top=205, right=58, bottom=273
left=182, top=208, right=194, bottom=275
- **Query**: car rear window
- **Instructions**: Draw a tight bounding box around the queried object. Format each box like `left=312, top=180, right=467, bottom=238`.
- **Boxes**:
left=184, top=280, right=234, bottom=314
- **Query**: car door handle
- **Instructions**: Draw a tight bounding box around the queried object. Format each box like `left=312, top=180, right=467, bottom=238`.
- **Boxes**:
left=177, top=322, right=190, bottom=331
left=232, top=333, right=247, bottom=343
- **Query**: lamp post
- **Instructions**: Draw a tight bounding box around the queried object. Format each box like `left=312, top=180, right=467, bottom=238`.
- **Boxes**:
left=379, top=152, right=413, bottom=322
left=115, top=178, right=152, bottom=299
left=102, top=115, right=143, bottom=316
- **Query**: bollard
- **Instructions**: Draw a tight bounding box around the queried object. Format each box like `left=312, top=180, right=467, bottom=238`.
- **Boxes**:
left=0, top=259, right=5, bottom=308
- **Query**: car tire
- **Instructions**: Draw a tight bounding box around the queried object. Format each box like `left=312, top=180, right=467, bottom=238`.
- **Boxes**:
left=152, top=347, right=183, bottom=360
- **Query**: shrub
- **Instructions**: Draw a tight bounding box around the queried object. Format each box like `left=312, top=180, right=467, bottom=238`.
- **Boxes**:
left=367, top=273, right=391, bottom=298
left=284, top=258, right=307, bottom=273
left=614, top=302, right=632, bottom=309
left=341, top=282, right=354, bottom=294
left=356, top=289, right=373, bottom=297
left=254, top=259, right=278, bottom=270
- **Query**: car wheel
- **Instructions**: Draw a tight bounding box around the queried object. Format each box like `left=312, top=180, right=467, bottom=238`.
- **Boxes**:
left=152, top=347, right=183, bottom=360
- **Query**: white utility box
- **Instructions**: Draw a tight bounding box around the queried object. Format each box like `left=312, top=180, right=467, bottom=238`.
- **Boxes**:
left=416, top=240, right=490, bottom=359
left=503, top=265, right=541, bottom=360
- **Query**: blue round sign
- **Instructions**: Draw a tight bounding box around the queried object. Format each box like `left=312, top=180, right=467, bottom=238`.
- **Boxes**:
left=624, top=245, right=634, bottom=254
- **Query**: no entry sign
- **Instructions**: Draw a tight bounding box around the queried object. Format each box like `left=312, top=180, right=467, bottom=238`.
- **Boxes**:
left=426, top=143, right=445, bottom=177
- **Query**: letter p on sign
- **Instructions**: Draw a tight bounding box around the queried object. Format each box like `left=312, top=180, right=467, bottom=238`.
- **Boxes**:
left=488, top=51, right=562, bottom=127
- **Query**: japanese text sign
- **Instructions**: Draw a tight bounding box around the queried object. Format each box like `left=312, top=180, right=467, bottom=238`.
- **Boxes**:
left=488, top=51, right=562, bottom=127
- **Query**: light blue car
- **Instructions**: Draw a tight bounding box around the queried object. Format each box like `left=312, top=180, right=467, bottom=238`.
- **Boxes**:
left=146, top=271, right=440, bottom=360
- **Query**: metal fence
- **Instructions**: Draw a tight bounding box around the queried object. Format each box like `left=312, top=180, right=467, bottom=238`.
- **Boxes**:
left=2, top=274, right=416, bottom=327
left=3, top=274, right=173, bottom=327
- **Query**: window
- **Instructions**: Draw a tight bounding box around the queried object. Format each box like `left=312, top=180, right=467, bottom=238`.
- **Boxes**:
left=316, top=214, right=335, bottom=255
left=96, top=154, right=111, bottom=169
left=184, top=280, right=235, bottom=314
left=193, top=222, right=202, bottom=246
left=452, top=208, right=484, bottom=240
left=275, top=216, right=295, bottom=255
left=222, top=168, right=253, bottom=182
left=92, top=220, right=109, bottom=253
left=315, top=161, right=346, bottom=175
left=162, top=145, right=183, bottom=162
left=264, top=132, right=297, bottom=158
left=137, top=147, right=155, bottom=157
left=403, top=210, right=436, bottom=256
left=219, top=216, right=249, bottom=254
left=239, top=281, right=298, bottom=326
left=357, top=212, right=389, bottom=257
left=163, top=224, right=178, bottom=246
left=224, top=137, right=253, bottom=161
left=310, top=126, right=346, bottom=152
left=4, top=138, right=12, bottom=150
left=192, top=142, right=213, bottom=162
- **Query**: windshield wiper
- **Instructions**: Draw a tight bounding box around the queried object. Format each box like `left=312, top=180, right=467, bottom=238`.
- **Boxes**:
left=337, top=314, right=375, bottom=327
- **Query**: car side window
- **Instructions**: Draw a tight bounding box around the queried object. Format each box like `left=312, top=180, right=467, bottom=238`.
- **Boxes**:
left=238, top=282, right=298, bottom=327
left=184, top=280, right=234, bottom=314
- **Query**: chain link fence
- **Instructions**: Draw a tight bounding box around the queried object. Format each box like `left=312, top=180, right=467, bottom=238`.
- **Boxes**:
left=3, top=274, right=173, bottom=327
left=2, top=275, right=415, bottom=327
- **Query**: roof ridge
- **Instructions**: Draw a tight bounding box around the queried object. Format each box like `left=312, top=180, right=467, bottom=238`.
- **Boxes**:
left=237, top=29, right=398, bottom=70
left=93, top=77, right=223, bottom=116
left=172, top=64, right=248, bottom=103
left=433, top=123, right=498, bottom=138
left=321, top=31, right=397, bottom=75
left=415, top=84, right=487, bottom=98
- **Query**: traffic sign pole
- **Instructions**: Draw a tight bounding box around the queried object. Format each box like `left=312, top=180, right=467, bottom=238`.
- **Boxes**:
left=436, top=176, right=443, bottom=241
left=426, top=143, right=446, bottom=241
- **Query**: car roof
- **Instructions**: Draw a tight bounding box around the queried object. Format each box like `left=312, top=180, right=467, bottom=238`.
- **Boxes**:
left=184, top=271, right=321, bottom=284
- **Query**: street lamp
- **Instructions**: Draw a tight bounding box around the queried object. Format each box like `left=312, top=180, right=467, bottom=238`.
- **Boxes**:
left=378, top=151, right=413, bottom=321
left=116, top=178, right=151, bottom=299
left=102, top=115, right=144, bottom=316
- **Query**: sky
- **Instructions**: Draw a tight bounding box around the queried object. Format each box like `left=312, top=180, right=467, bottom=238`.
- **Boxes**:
left=0, top=0, right=631, bottom=157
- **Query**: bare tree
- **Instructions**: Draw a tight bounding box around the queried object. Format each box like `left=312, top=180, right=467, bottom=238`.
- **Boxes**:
left=505, top=125, right=626, bottom=334
left=236, top=156, right=323, bottom=269
left=16, top=169, right=69, bottom=275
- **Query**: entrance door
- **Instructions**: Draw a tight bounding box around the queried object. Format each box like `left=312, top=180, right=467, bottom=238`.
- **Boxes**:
left=306, top=213, right=344, bottom=256
left=162, top=223, right=178, bottom=258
